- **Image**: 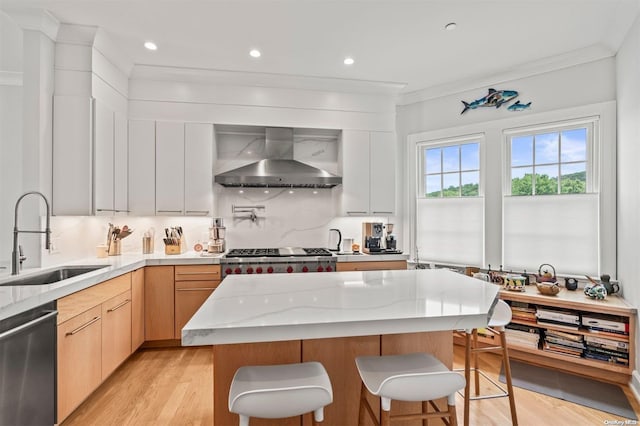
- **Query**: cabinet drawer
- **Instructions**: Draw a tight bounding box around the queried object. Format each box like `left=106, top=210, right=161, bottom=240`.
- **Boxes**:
left=175, top=280, right=219, bottom=291
left=174, top=265, right=221, bottom=281
left=58, top=273, right=132, bottom=324
left=57, top=305, right=102, bottom=422
left=336, top=261, right=407, bottom=271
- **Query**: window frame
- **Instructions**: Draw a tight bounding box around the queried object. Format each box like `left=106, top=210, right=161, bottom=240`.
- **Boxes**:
left=417, top=133, right=484, bottom=199
left=503, top=117, right=599, bottom=196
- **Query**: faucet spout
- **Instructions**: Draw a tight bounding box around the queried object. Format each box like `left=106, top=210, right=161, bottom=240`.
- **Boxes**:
left=12, top=191, right=52, bottom=275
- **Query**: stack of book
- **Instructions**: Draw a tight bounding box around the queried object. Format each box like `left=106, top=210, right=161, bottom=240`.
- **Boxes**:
left=582, top=314, right=630, bottom=365
left=505, top=323, right=540, bottom=349
left=509, top=301, right=537, bottom=324
left=535, top=307, right=580, bottom=330
left=543, top=329, right=585, bottom=357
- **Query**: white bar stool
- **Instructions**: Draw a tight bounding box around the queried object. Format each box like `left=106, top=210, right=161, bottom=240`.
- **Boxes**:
left=355, top=352, right=465, bottom=426
left=461, top=299, right=518, bottom=426
left=228, top=361, right=333, bottom=426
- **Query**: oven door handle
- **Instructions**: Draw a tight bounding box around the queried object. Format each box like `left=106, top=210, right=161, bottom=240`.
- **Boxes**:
left=0, top=310, right=58, bottom=342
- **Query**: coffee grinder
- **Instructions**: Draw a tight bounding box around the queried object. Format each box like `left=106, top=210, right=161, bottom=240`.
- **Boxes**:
left=362, top=222, right=384, bottom=253
left=385, top=223, right=397, bottom=251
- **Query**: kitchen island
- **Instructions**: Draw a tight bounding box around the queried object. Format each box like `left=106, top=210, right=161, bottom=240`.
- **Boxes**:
left=183, top=268, right=500, bottom=425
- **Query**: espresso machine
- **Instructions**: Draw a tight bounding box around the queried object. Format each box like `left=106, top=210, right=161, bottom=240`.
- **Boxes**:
left=362, top=222, right=384, bottom=253
left=208, top=218, right=226, bottom=253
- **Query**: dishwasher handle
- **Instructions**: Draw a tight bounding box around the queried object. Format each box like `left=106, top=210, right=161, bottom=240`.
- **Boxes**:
left=0, top=310, right=57, bottom=342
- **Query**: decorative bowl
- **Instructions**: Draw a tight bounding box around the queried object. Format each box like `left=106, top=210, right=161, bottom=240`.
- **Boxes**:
left=536, top=282, right=560, bottom=296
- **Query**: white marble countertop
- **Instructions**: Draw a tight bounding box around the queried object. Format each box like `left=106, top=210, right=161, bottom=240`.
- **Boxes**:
left=182, top=269, right=500, bottom=345
left=0, top=250, right=408, bottom=321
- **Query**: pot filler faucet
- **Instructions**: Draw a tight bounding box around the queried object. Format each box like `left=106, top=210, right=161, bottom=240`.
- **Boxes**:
left=12, top=191, right=51, bottom=275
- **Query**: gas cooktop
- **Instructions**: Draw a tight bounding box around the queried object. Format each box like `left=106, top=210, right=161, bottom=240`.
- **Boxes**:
left=225, top=247, right=333, bottom=258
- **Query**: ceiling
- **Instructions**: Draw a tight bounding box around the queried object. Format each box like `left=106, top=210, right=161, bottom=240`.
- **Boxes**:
left=2, top=0, right=639, bottom=94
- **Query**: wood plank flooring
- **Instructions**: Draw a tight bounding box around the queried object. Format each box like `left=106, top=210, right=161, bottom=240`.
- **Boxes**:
left=62, top=345, right=640, bottom=425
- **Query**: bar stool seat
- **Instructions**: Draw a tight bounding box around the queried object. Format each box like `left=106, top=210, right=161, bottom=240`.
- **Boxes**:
left=461, top=299, right=518, bottom=426
left=355, top=352, right=465, bottom=426
left=229, top=361, right=333, bottom=426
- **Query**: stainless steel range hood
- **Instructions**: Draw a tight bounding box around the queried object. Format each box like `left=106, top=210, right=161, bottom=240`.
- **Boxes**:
left=214, top=127, right=342, bottom=188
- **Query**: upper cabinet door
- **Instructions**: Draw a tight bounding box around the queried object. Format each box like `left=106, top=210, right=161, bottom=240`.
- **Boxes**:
left=53, top=96, right=93, bottom=215
left=93, top=100, right=115, bottom=214
left=128, top=120, right=156, bottom=216
left=184, top=123, right=213, bottom=216
left=155, top=122, right=185, bottom=215
left=113, top=111, right=128, bottom=214
left=370, top=132, right=396, bottom=215
left=340, top=130, right=370, bottom=215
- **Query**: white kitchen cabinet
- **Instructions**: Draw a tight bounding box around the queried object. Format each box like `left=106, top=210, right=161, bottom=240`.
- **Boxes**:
left=338, top=130, right=396, bottom=216
left=155, top=122, right=185, bottom=215
left=53, top=95, right=93, bottom=215
left=340, top=130, right=370, bottom=215
left=93, top=100, right=118, bottom=215
left=184, top=123, right=213, bottom=216
left=114, top=112, right=128, bottom=213
left=369, top=131, right=396, bottom=215
left=128, top=120, right=156, bottom=216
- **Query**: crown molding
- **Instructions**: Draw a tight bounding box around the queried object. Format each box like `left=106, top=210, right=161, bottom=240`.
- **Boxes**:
left=0, top=71, right=22, bottom=86
left=131, top=64, right=406, bottom=96
left=398, top=44, right=614, bottom=106
left=2, top=9, right=59, bottom=41
left=56, top=23, right=98, bottom=46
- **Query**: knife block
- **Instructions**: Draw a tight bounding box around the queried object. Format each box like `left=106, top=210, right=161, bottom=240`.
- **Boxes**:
left=164, top=238, right=186, bottom=255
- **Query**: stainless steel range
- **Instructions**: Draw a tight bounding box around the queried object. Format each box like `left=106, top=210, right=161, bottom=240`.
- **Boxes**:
left=221, top=247, right=336, bottom=278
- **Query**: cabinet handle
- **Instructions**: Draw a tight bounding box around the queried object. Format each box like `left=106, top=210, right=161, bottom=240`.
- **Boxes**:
left=107, top=299, right=131, bottom=313
left=115, top=209, right=131, bottom=213
left=0, top=311, right=57, bottom=342
left=66, top=316, right=100, bottom=336
left=373, top=211, right=393, bottom=215
left=186, top=210, right=209, bottom=215
left=176, top=271, right=219, bottom=276
left=96, top=208, right=117, bottom=212
left=157, top=210, right=183, bottom=214
left=176, top=287, right=216, bottom=291
left=347, top=211, right=367, bottom=214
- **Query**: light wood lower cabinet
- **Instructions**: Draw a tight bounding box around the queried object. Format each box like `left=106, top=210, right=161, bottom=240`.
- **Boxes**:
left=144, top=266, right=175, bottom=341
left=57, top=305, right=103, bottom=423
left=174, top=281, right=216, bottom=339
left=336, top=260, right=407, bottom=271
left=102, top=290, right=132, bottom=379
left=131, top=268, right=145, bottom=350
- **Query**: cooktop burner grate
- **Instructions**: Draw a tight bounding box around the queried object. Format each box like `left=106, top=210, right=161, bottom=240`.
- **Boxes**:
left=303, top=248, right=333, bottom=256
left=225, top=247, right=334, bottom=258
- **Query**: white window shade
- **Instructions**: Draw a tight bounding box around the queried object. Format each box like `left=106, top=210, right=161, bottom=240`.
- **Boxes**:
left=416, top=197, right=484, bottom=266
left=503, top=193, right=598, bottom=275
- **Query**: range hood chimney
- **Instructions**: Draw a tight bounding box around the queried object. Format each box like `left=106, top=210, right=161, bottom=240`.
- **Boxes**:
left=214, top=127, right=342, bottom=188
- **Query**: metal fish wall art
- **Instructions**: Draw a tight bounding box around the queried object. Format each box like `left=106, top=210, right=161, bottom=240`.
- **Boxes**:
left=507, top=100, right=532, bottom=112
left=460, top=88, right=530, bottom=114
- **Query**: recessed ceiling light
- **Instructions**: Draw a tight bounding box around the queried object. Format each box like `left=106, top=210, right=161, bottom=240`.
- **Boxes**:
left=445, top=22, right=457, bottom=31
left=264, top=190, right=269, bottom=194
left=343, top=57, right=355, bottom=65
left=313, top=190, right=318, bottom=194
left=239, top=190, right=244, bottom=194
left=288, top=190, right=294, bottom=194
left=144, top=41, right=157, bottom=51
left=250, top=49, right=261, bottom=58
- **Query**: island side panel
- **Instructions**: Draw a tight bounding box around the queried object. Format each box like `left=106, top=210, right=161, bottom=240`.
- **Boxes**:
left=381, top=331, right=453, bottom=426
left=302, top=335, right=381, bottom=426
left=212, top=340, right=302, bottom=426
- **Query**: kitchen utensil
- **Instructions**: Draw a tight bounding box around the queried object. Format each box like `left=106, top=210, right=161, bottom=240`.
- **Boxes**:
left=536, top=281, right=560, bottom=296
left=535, top=263, right=557, bottom=283
left=342, top=238, right=354, bottom=254
left=328, top=228, right=342, bottom=252
left=142, top=236, right=154, bottom=254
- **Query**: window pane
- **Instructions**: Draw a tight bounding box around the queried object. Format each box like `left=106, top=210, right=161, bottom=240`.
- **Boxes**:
left=561, top=128, right=587, bottom=163
left=511, top=167, right=533, bottom=195
left=442, top=173, right=460, bottom=197
left=442, top=146, right=459, bottom=172
left=561, top=162, right=586, bottom=194
left=461, top=171, right=479, bottom=196
left=425, top=148, right=441, bottom=173
left=511, top=136, right=533, bottom=167
left=535, top=165, right=559, bottom=195
left=426, top=175, right=441, bottom=197
left=535, top=132, right=559, bottom=164
left=461, top=143, right=479, bottom=171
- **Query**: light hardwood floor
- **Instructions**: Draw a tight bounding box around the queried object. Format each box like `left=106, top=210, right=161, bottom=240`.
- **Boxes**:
left=63, top=345, right=640, bottom=425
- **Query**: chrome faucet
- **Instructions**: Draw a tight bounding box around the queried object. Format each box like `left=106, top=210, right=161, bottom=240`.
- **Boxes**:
left=12, top=191, right=51, bottom=275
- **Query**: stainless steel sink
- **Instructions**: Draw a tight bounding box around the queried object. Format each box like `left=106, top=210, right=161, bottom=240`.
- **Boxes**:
left=0, top=265, right=109, bottom=286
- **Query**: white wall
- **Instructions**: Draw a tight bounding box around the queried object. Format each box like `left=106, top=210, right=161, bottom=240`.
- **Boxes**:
left=397, top=58, right=616, bottom=267
left=616, top=13, right=640, bottom=396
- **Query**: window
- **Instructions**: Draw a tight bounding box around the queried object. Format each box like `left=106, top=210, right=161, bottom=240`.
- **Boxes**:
left=416, top=135, right=484, bottom=266
left=507, top=123, right=592, bottom=196
left=421, top=139, right=480, bottom=198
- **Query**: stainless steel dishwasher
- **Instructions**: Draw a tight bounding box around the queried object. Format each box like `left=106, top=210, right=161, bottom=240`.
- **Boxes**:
left=0, top=301, right=57, bottom=425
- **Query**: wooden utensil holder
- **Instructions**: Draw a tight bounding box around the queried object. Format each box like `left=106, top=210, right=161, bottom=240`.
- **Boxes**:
left=165, top=238, right=186, bottom=255
left=108, top=239, right=121, bottom=256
